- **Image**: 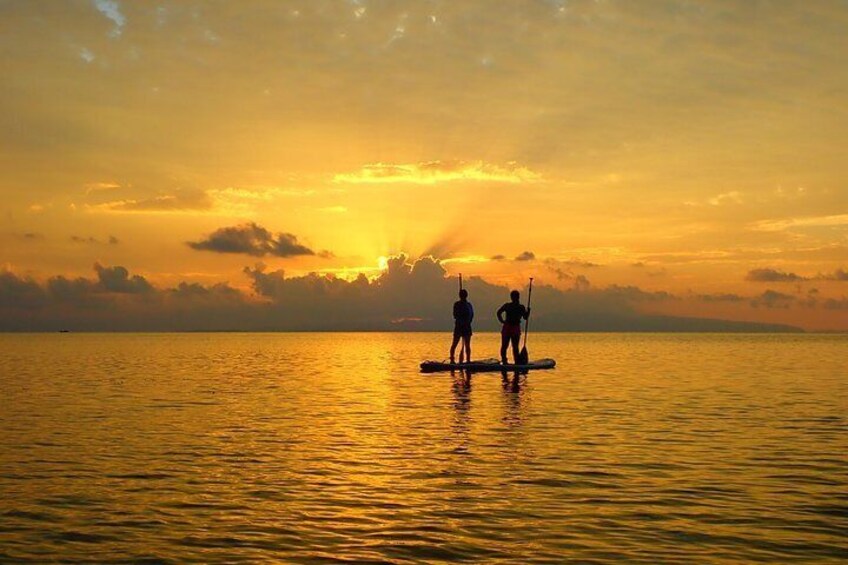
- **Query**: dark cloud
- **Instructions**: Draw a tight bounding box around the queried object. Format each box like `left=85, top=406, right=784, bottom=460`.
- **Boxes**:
left=746, top=267, right=848, bottom=283
left=188, top=223, right=317, bottom=258
left=696, top=293, right=746, bottom=303
left=170, top=282, right=242, bottom=301
left=572, top=274, right=591, bottom=291
left=548, top=266, right=571, bottom=282
left=605, top=285, right=674, bottom=302
left=490, top=254, right=506, bottom=261
left=544, top=258, right=600, bottom=285
left=561, top=259, right=600, bottom=268
left=750, top=289, right=795, bottom=309
left=0, top=271, right=46, bottom=310
left=94, top=263, right=153, bottom=294
left=820, top=268, right=848, bottom=281
left=746, top=268, right=806, bottom=282
left=22, top=232, right=43, bottom=240
left=823, top=298, right=848, bottom=310
left=514, top=251, right=535, bottom=261
left=109, top=235, right=119, bottom=245
left=0, top=257, right=803, bottom=332
left=47, top=275, right=96, bottom=304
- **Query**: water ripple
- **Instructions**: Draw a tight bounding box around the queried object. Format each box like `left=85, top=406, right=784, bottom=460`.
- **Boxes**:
left=0, top=332, right=846, bottom=563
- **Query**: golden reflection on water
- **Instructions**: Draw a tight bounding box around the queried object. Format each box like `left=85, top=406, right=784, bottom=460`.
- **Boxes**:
left=0, top=332, right=846, bottom=563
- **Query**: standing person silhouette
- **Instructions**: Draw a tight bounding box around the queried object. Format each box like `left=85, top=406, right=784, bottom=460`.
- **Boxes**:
left=450, top=289, right=474, bottom=364
left=497, top=290, right=530, bottom=364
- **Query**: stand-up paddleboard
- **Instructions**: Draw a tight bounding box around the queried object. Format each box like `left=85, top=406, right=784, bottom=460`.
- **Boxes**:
left=420, top=358, right=556, bottom=373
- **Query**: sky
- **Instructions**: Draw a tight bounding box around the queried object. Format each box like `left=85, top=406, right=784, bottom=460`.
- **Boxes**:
left=1, top=0, right=847, bottom=331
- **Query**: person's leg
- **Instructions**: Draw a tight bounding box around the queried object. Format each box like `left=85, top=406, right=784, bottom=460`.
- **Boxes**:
left=463, top=335, right=472, bottom=362
left=450, top=333, right=461, bottom=363
left=511, top=334, right=521, bottom=363
left=500, top=332, right=510, bottom=364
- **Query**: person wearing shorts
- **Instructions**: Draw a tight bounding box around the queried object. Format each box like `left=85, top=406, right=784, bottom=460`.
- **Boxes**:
left=450, top=289, right=474, bottom=363
left=497, top=290, right=530, bottom=364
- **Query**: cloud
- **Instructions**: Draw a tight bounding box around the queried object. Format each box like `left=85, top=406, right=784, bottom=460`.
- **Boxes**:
left=820, top=268, right=848, bottom=281
left=696, top=293, right=746, bottom=303
left=93, top=0, right=126, bottom=38
left=187, top=223, right=318, bottom=258
left=752, top=214, right=848, bottom=232
left=88, top=187, right=315, bottom=216
left=490, top=254, right=506, bottom=261
left=572, top=274, right=591, bottom=291
left=170, top=281, right=242, bottom=302
left=746, top=268, right=806, bottom=282
left=79, top=47, right=95, bottom=64
left=708, top=191, right=743, bottom=206
left=91, top=191, right=213, bottom=213
left=746, top=267, right=848, bottom=282
left=823, top=298, right=848, bottom=310
left=84, top=182, right=121, bottom=194
left=93, top=263, right=153, bottom=294
left=333, top=161, right=541, bottom=185
left=0, top=271, right=47, bottom=310
left=750, top=289, right=795, bottom=309
left=0, top=257, right=804, bottom=332
left=543, top=257, right=602, bottom=283
left=68, top=235, right=119, bottom=245
left=605, top=285, right=674, bottom=303
left=22, top=232, right=43, bottom=240
left=514, top=251, right=536, bottom=261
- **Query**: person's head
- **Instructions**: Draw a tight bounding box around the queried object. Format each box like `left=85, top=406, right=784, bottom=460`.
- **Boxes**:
left=459, top=289, right=468, bottom=300
left=510, top=290, right=520, bottom=302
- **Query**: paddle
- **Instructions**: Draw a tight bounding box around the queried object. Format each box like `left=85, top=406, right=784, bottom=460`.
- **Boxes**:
left=458, top=273, right=466, bottom=363
left=517, top=277, right=533, bottom=364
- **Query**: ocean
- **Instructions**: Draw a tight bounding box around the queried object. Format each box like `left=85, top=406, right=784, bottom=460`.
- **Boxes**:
left=1, top=333, right=846, bottom=563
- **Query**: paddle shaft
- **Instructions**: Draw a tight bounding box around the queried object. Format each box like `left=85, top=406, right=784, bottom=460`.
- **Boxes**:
left=522, top=278, right=533, bottom=349
left=459, top=274, right=466, bottom=361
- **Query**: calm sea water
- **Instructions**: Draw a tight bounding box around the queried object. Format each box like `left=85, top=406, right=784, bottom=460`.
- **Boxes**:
left=0, top=333, right=846, bottom=564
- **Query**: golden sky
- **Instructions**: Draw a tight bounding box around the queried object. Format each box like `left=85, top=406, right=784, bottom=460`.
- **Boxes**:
left=2, top=1, right=847, bottom=331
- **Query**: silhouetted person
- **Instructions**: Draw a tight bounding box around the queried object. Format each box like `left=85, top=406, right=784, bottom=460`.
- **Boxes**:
left=497, top=290, right=530, bottom=364
left=450, top=289, right=474, bottom=363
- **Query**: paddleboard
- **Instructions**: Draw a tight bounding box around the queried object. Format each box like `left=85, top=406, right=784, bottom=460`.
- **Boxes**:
left=420, top=358, right=556, bottom=373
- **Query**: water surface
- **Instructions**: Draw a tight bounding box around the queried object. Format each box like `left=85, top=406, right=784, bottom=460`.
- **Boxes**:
left=1, top=333, right=846, bottom=563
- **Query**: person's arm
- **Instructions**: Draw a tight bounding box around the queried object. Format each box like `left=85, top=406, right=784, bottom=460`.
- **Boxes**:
left=523, top=305, right=531, bottom=320
left=468, top=303, right=474, bottom=323
left=496, top=303, right=506, bottom=324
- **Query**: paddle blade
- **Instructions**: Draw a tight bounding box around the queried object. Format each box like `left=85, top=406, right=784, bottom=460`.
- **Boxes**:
left=517, top=346, right=528, bottom=365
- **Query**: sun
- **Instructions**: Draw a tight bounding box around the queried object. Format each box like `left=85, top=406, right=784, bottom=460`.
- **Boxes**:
left=377, top=256, right=389, bottom=271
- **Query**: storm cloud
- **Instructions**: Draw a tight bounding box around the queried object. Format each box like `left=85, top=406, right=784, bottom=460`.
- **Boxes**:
left=188, top=223, right=317, bottom=258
